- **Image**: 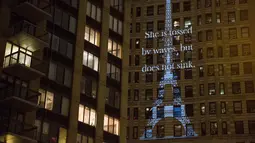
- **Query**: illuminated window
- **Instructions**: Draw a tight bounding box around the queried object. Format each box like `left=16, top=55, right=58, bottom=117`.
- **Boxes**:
left=233, top=101, right=242, bottom=114
left=199, top=66, right=204, bottom=77
left=174, top=125, right=182, bottom=136
left=86, top=2, right=101, bottom=22
left=145, top=107, right=152, bottom=119
left=216, top=13, right=221, bottom=23
left=208, top=83, right=216, bottom=95
left=221, top=102, right=226, bottom=114
left=109, top=15, right=123, bottom=35
left=209, top=102, right=216, bottom=114
left=84, top=26, right=100, bottom=46
left=58, top=128, right=67, bottom=143
left=184, top=17, right=191, bottom=28
left=38, top=89, right=54, bottom=110
left=103, top=115, right=120, bottom=135
left=205, top=13, right=212, bottom=24
left=210, top=122, right=218, bottom=135
left=61, top=97, right=69, bottom=116
left=108, top=39, right=122, bottom=58
left=228, top=12, right=236, bottom=23
left=219, top=82, right=225, bottom=95
left=200, top=103, right=206, bottom=115
left=77, top=134, right=94, bottom=143
left=78, top=105, right=96, bottom=127
left=173, top=19, right=180, bottom=29
left=83, top=51, right=99, bottom=71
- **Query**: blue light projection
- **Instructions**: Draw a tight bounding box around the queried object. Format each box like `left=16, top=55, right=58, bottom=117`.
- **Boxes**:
left=140, top=0, right=198, bottom=140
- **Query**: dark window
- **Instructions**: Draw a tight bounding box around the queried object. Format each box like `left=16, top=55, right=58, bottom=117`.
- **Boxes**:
left=242, top=44, right=251, bottom=56
left=146, top=55, right=153, bottom=65
left=235, top=121, right=244, bottom=134
left=185, top=104, right=193, bottom=117
left=133, top=126, right=138, bottom=139
left=145, top=72, right=153, bottom=82
left=240, top=10, right=248, bottom=21
left=185, top=86, right=193, bottom=98
left=216, top=29, right=222, bottom=40
left=157, top=125, right=165, bottom=138
left=233, top=101, right=242, bottom=114
left=245, top=81, right=254, bottom=93
left=157, top=21, right=165, bottom=31
left=157, top=70, right=164, bottom=82
left=145, top=126, right=152, bottom=138
left=208, top=83, right=216, bottom=95
left=135, top=55, right=139, bottom=66
left=248, top=120, right=255, bottom=134
left=135, top=39, right=140, bottom=49
left=199, top=84, right=204, bottom=96
left=227, top=0, right=235, bottom=5
left=134, top=89, right=139, bottom=101
left=174, top=125, right=182, bottom=136
left=243, top=62, right=252, bottom=74
left=229, top=28, right=237, bottom=39
left=206, top=13, right=212, bottom=24
left=231, top=64, right=239, bottom=75
left=184, top=51, right=192, bottom=61
left=184, top=69, right=192, bottom=79
left=146, top=38, right=153, bottom=49
left=157, top=106, right=164, bottom=118
left=197, top=31, right=203, bottom=42
left=199, top=66, right=204, bottom=77
left=157, top=5, right=165, bottom=15
left=230, top=45, right=238, bottom=57
left=205, top=0, right=212, bottom=7
left=134, top=72, right=139, bottom=83
left=209, top=102, right=216, bottom=114
left=183, top=1, right=191, bottom=11
left=127, top=108, right=130, bottom=120
left=136, top=7, right=141, bottom=17
left=228, top=12, right=236, bottom=23
left=208, top=65, right=215, bottom=76
left=145, top=107, right=152, bottom=119
left=207, top=47, right=214, bottom=58
left=147, top=6, right=154, bottom=16
left=210, top=122, right=218, bottom=135
left=221, top=102, right=227, bottom=114
left=136, top=23, right=140, bottom=33
left=198, top=48, right=203, bottom=60
left=218, top=46, right=223, bottom=57
left=218, top=64, right=224, bottom=76
left=241, top=27, right=249, bottom=38
left=247, top=100, right=255, bottom=113
left=232, top=82, right=241, bottom=94
left=147, top=22, right=154, bottom=31
left=215, top=0, right=220, bottom=7
left=157, top=53, right=164, bottom=64
left=201, top=122, right=206, bottom=136
left=133, top=108, right=138, bottom=120
left=128, top=90, right=131, bottom=101
left=222, top=121, right=228, bottom=134
left=239, top=0, right=247, bottom=4
left=197, top=15, right=202, bottom=26
left=206, top=30, right=213, bottom=41
left=197, top=0, right=201, bottom=9
left=172, top=3, right=180, bottom=13
left=145, top=89, right=153, bottom=100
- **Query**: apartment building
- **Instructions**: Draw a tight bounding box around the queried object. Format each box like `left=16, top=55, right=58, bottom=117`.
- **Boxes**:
left=128, top=0, right=255, bottom=143
left=0, top=0, right=129, bottom=143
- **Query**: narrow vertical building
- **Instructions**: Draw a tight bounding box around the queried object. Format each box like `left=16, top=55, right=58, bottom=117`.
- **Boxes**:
left=0, top=0, right=130, bottom=143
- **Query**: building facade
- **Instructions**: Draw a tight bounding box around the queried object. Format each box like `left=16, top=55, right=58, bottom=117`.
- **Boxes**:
left=128, top=0, right=255, bottom=143
left=0, top=0, right=129, bottom=143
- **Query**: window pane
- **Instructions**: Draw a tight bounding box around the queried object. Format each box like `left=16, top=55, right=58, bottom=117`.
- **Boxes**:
left=61, top=97, right=69, bottom=116
left=78, top=104, right=84, bottom=122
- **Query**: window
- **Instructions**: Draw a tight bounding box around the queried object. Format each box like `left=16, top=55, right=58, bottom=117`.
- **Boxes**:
left=172, top=3, right=180, bottom=13
left=218, top=64, right=224, bottom=76
left=200, top=103, right=206, bottom=115
left=104, top=114, right=119, bottom=135
left=184, top=69, right=192, bottom=79
left=157, top=53, right=164, bottom=64
left=186, top=124, right=194, bottom=136
left=185, top=86, right=193, bottom=98
left=174, top=125, right=182, bottom=136
left=216, top=13, right=221, bottom=23
left=54, top=8, right=77, bottom=34
left=231, top=64, right=239, bottom=75
left=135, top=55, right=140, bottom=66
left=133, top=108, right=138, bottom=120
left=221, top=102, right=226, bottom=114
left=80, top=76, right=97, bottom=98
left=200, top=84, right=204, bottom=96
left=219, top=82, right=225, bottom=95
left=86, top=2, right=101, bottom=22
left=76, top=134, right=94, bottom=143
left=242, top=44, right=251, bottom=56
left=209, top=102, right=216, bottom=114
left=198, top=48, right=203, bottom=59
left=247, top=100, right=255, bottom=113
left=184, top=17, right=192, bottom=28
left=229, top=45, right=238, bottom=57
left=197, top=0, right=201, bottom=9
left=135, top=72, right=139, bottom=83
left=232, top=82, right=241, bottom=94
left=158, top=5, right=165, bottom=15
left=216, top=0, right=220, bottom=6
left=61, top=97, right=69, bottom=116
left=197, top=31, right=203, bottom=42
left=241, top=27, right=249, bottom=38
left=208, top=65, right=215, bottom=76
left=183, top=1, right=191, bottom=11
left=199, top=66, right=204, bottom=77
left=136, top=7, right=141, bottom=17
left=157, top=106, right=164, bottom=118
left=216, top=29, right=222, bottom=40
left=243, top=62, right=252, bottom=74
left=233, top=101, right=242, bottom=114
left=107, top=88, right=120, bottom=108
left=184, top=34, right=192, bottom=44
left=248, top=120, right=255, bottom=134
left=206, top=13, right=212, bottom=24
left=135, top=39, right=140, bottom=49
left=157, top=125, right=165, bottom=138
left=229, top=28, right=237, bottom=39
left=235, top=121, right=244, bottom=134
left=201, top=122, right=206, bottom=136
left=185, top=104, right=193, bottom=117
left=83, top=51, right=99, bottom=71
left=210, top=122, right=218, bottom=135
left=147, top=6, right=154, bottom=16
left=208, top=83, right=216, bottom=95
left=145, top=126, right=152, bottom=138
left=245, top=81, right=254, bottom=93
left=145, top=107, right=152, bottom=119
left=146, top=38, right=153, bottom=49
left=157, top=21, right=164, bottom=31
left=109, top=15, right=123, bottom=35
left=38, top=89, right=54, bottom=110
left=145, top=72, right=153, bottom=82
left=134, top=89, right=139, bottom=101
left=206, top=30, right=213, bottom=41
left=205, top=0, right=212, bottom=7
left=49, top=34, right=73, bottom=59
left=78, top=105, right=96, bottom=126
left=222, top=121, right=228, bottom=134
left=127, top=108, right=130, bottom=120
left=146, top=55, right=153, bottom=65
left=184, top=51, right=192, bottom=61
left=84, top=26, right=100, bottom=46
left=110, top=0, right=123, bottom=12
left=157, top=71, right=164, bottom=82
left=126, top=127, right=129, bottom=139
left=239, top=0, right=247, bottom=4
left=145, top=89, right=153, bottom=100
left=240, top=10, right=248, bottom=21
left=227, top=0, right=235, bottom=5
left=133, top=126, right=138, bottom=139
left=197, top=15, right=202, bottom=26
left=207, top=47, right=214, bottom=58
left=228, top=12, right=236, bottom=23
left=107, top=63, right=120, bottom=81
left=108, top=39, right=122, bottom=58
left=136, top=23, right=140, bottom=33
left=58, top=128, right=67, bottom=143
left=218, top=46, right=223, bottom=57
left=147, top=22, right=153, bottom=31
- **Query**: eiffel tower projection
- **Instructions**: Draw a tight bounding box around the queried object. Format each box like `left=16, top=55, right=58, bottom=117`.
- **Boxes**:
left=140, top=0, right=198, bottom=140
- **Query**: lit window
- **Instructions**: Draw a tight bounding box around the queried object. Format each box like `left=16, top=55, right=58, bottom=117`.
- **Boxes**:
left=38, top=89, right=54, bottom=110
left=228, top=12, right=236, bottom=23
left=58, top=128, right=67, bottom=143
left=87, top=2, right=101, bottom=22
left=200, top=103, right=206, bottom=115
left=78, top=104, right=96, bottom=127
left=84, top=26, right=100, bottom=46
left=210, top=122, right=218, bottom=135
left=109, top=15, right=123, bottom=35
left=103, top=114, right=120, bottom=135
left=83, top=51, right=99, bottom=71
left=108, top=39, right=122, bottom=58
left=107, top=63, right=120, bottom=81
left=208, top=83, right=216, bottom=95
